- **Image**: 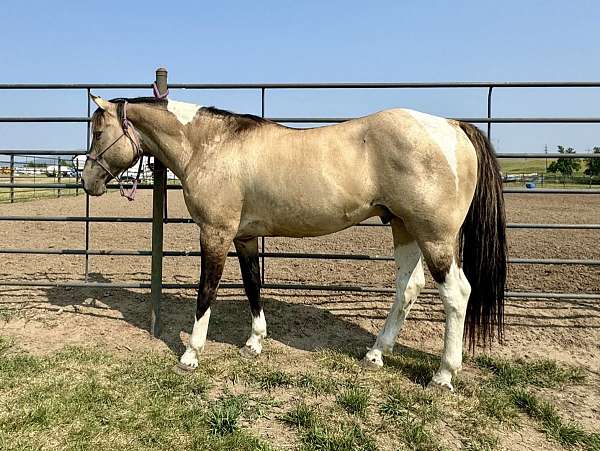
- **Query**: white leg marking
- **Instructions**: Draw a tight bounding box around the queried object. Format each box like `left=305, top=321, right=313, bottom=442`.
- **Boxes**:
left=167, top=99, right=200, bottom=125
left=430, top=260, right=471, bottom=391
left=245, top=310, right=267, bottom=354
left=405, top=109, right=459, bottom=190
left=365, top=242, right=423, bottom=367
left=179, top=307, right=211, bottom=368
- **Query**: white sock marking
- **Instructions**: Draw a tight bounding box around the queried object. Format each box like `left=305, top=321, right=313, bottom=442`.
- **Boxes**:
left=366, top=242, right=423, bottom=366
left=179, top=307, right=211, bottom=368
left=167, top=99, right=200, bottom=125
left=405, top=109, right=458, bottom=190
left=432, top=259, right=471, bottom=390
left=245, top=310, right=267, bottom=354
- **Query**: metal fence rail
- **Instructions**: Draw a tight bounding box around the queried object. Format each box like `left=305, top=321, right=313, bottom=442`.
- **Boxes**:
left=1, top=71, right=599, bottom=336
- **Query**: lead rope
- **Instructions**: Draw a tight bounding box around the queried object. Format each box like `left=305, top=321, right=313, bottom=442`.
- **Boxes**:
left=120, top=84, right=167, bottom=201
left=119, top=101, right=143, bottom=201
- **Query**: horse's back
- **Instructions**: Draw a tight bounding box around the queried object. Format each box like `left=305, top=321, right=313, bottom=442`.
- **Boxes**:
left=234, top=108, right=477, bottom=239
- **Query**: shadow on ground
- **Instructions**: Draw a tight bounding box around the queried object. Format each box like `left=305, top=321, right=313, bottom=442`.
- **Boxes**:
left=41, top=273, right=380, bottom=358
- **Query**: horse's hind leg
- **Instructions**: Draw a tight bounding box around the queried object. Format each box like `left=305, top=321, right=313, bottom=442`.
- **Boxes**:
left=420, top=240, right=471, bottom=392
left=235, top=237, right=267, bottom=358
left=364, top=219, right=424, bottom=368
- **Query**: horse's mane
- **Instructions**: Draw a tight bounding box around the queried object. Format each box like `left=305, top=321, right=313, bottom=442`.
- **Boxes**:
left=200, top=106, right=278, bottom=133
left=109, top=96, right=167, bottom=105
left=96, top=97, right=278, bottom=134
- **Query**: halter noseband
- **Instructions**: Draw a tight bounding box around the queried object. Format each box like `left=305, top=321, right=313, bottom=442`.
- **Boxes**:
left=86, top=101, right=144, bottom=201
left=86, top=84, right=169, bottom=200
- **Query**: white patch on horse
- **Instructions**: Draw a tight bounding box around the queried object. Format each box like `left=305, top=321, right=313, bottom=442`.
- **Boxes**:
left=244, top=310, right=267, bottom=355
left=406, top=109, right=459, bottom=190
left=365, top=241, right=423, bottom=368
left=430, top=259, right=470, bottom=391
left=179, top=307, right=211, bottom=368
left=167, top=100, right=200, bottom=126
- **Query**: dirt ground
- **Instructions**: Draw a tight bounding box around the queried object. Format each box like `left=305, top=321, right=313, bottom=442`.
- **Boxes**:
left=1, top=190, right=599, bottom=441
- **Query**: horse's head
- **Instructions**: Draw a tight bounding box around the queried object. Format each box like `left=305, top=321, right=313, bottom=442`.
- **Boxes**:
left=81, top=94, right=142, bottom=196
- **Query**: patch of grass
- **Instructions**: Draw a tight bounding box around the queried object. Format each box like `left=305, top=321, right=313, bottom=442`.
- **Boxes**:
left=282, top=399, right=375, bottom=451
left=385, top=352, right=437, bottom=387
left=380, top=387, right=440, bottom=423
left=475, top=355, right=585, bottom=388
left=476, top=386, right=518, bottom=424
left=52, top=345, right=115, bottom=365
left=192, top=429, right=275, bottom=451
left=256, top=369, right=294, bottom=391
left=474, top=356, right=598, bottom=449
left=461, top=432, right=499, bottom=451
left=2, top=341, right=597, bottom=451
left=0, top=336, right=12, bottom=354
left=511, top=388, right=598, bottom=449
left=0, top=353, right=42, bottom=381
left=301, top=423, right=377, bottom=451
left=207, top=395, right=247, bottom=436
left=380, top=387, right=441, bottom=450
left=336, top=386, right=370, bottom=417
left=400, top=417, right=440, bottom=451
left=282, top=403, right=319, bottom=429
left=317, top=349, right=361, bottom=373
left=297, top=373, right=337, bottom=395
left=0, top=346, right=258, bottom=450
left=0, top=309, right=18, bottom=322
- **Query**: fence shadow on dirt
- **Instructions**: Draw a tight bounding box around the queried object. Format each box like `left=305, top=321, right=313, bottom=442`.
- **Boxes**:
left=41, top=272, right=383, bottom=359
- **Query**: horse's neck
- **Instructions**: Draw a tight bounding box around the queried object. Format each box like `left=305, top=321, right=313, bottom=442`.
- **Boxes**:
left=127, top=103, right=192, bottom=181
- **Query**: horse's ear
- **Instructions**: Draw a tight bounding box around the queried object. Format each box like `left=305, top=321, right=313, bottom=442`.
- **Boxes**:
left=89, top=93, right=111, bottom=111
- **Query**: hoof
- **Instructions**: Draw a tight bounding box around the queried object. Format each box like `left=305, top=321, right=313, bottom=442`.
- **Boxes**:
left=239, top=345, right=260, bottom=360
left=427, top=380, right=454, bottom=393
left=362, top=356, right=383, bottom=370
left=172, top=362, right=196, bottom=376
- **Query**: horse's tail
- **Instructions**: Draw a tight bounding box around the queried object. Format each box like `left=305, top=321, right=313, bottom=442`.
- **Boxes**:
left=457, top=121, right=507, bottom=349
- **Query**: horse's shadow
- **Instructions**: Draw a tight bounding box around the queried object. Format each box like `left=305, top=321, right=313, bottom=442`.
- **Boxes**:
left=43, top=273, right=385, bottom=358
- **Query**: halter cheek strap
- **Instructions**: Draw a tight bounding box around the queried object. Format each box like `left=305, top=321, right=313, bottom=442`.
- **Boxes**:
left=87, top=101, right=144, bottom=201
left=87, top=86, right=167, bottom=201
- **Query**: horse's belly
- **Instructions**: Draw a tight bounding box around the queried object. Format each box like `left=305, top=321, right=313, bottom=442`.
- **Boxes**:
left=238, top=201, right=382, bottom=239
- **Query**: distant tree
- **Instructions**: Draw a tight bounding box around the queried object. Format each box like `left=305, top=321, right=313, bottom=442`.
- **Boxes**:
left=547, top=146, right=581, bottom=177
left=584, top=147, right=600, bottom=177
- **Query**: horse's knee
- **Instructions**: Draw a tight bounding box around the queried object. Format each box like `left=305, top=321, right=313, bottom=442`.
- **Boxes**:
left=439, top=262, right=471, bottom=314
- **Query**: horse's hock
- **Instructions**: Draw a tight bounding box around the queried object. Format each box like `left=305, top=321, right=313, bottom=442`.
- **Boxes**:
left=0, top=68, right=599, bottom=340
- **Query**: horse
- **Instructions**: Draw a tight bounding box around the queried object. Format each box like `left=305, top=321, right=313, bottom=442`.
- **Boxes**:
left=81, top=94, right=506, bottom=391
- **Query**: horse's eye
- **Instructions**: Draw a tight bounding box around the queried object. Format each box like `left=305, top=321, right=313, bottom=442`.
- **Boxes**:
left=93, top=131, right=103, bottom=139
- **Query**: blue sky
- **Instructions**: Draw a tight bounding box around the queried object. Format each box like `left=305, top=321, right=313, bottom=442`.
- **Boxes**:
left=1, top=0, right=599, bottom=153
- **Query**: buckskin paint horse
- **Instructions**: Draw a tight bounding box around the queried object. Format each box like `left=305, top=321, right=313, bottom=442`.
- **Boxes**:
left=81, top=94, right=506, bottom=391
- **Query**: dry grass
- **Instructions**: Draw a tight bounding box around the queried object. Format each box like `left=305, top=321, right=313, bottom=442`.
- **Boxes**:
left=0, top=337, right=597, bottom=450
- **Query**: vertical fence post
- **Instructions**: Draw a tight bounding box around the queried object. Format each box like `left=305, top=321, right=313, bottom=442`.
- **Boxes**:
left=151, top=67, right=168, bottom=337
left=85, top=89, right=91, bottom=281
left=487, top=87, right=493, bottom=141
left=57, top=158, right=62, bottom=198
left=9, top=155, right=14, bottom=203
left=260, top=88, right=266, bottom=284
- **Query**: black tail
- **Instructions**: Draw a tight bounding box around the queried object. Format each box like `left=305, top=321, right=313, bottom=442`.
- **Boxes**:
left=458, top=122, right=507, bottom=349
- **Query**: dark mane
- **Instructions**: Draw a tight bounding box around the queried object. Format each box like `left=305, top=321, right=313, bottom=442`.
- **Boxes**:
left=106, top=97, right=168, bottom=127
left=91, top=97, right=168, bottom=127
left=201, top=106, right=275, bottom=133
left=109, top=96, right=167, bottom=106
left=94, top=98, right=277, bottom=134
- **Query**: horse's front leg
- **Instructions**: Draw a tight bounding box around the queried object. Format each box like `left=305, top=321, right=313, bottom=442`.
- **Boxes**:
left=178, top=226, right=233, bottom=370
left=234, top=237, right=267, bottom=358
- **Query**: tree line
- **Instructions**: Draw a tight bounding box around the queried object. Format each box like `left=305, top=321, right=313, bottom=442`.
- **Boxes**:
left=547, top=146, right=600, bottom=177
